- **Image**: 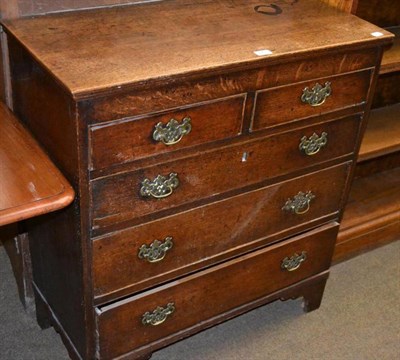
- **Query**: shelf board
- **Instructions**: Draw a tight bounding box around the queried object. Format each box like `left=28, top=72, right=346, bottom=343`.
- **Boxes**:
left=358, top=103, right=400, bottom=162
left=380, top=26, right=400, bottom=74
left=335, top=167, right=400, bottom=261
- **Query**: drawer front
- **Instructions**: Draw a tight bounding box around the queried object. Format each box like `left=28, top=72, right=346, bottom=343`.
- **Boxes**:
left=91, top=115, right=360, bottom=229
left=81, top=48, right=377, bottom=125
left=92, top=162, right=350, bottom=299
left=97, top=222, right=339, bottom=359
left=252, top=70, right=371, bottom=131
left=89, top=95, right=245, bottom=170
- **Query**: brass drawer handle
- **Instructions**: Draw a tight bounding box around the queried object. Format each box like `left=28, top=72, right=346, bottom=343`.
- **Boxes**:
left=282, top=191, right=315, bottom=215
left=140, top=173, right=180, bottom=199
left=299, top=132, right=328, bottom=156
left=281, top=251, right=307, bottom=272
left=301, top=82, right=331, bottom=107
left=153, top=117, right=192, bottom=146
left=138, top=237, right=174, bottom=263
left=142, top=303, right=175, bottom=326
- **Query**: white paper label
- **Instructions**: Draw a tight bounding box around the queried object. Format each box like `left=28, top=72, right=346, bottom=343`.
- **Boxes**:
left=254, top=49, right=273, bottom=56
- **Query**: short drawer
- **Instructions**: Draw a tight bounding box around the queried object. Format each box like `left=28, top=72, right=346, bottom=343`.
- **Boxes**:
left=92, top=162, right=350, bottom=300
left=81, top=48, right=378, bottom=125
left=89, top=95, right=245, bottom=170
left=91, top=115, right=360, bottom=229
left=96, top=222, right=339, bottom=359
left=251, top=69, right=371, bottom=131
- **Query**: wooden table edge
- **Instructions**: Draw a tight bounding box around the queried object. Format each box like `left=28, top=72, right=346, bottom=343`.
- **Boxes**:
left=0, top=185, right=75, bottom=227
left=0, top=103, right=75, bottom=227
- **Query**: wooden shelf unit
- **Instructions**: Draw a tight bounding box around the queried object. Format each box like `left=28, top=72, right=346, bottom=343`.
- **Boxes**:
left=380, top=26, right=400, bottom=74
left=332, top=0, right=400, bottom=262
left=358, top=103, right=400, bottom=162
left=335, top=167, right=400, bottom=261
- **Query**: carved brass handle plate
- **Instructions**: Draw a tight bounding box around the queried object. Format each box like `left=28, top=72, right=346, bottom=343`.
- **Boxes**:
left=142, top=303, right=175, bottom=326
left=140, top=173, right=180, bottom=199
left=153, top=117, right=192, bottom=146
left=138, top=237, right=174, bottom=263
left=281, top=251, right=307, bottom=272
left=301, top=82, right=331, bottom=107
left=299, top=132, right=328, bottom=156
left=282, top=191, right=315, bottom=215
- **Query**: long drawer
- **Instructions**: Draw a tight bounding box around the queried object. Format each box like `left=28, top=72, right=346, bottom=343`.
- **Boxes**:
left=92, top=162, right=351, bottom=300
left=91, top=115, right=360, bottom=229
left=96, top=222, right=339, bottom=359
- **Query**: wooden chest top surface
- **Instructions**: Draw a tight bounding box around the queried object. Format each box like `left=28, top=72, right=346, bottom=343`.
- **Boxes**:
left=2, top=0, right=393, bottom=98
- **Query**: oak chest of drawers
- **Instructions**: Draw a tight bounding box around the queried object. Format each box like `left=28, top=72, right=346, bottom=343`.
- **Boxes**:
left=2, top=1, right=393, bottom=359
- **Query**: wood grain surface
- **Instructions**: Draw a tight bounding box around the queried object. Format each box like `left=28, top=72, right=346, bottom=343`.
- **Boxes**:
left=355, top=0, right=400, bottom=27
left=336, top=167, right=400, bottom=261
left=371, top=72, right=400, bottom=109
left=320, top=0, right=357, bottom=13
left=0, top=103, right=74, bottom=226
left=252, top=70, right=371, bottom=130
left=358, top=103, right=400, bottom=162
left=92, top=163, right=350, bottom=301
left=90, top=119, right=357, bottom=230
left=81, top=47, right=377, bottom=126
left=97, top=223, right=339, bottom=359
left=380, top=26, right=400, bottom=74
left=2, top=1, right=392, bottom=359
left=89, top=94, right=245, bottom=170
left=2, top=0, right=393, bottom=98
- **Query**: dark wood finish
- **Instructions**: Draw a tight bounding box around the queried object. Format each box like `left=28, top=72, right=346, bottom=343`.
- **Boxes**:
left=81, top=48, right=378, bottom=126
left=91, top=118, right=359, bottom=229
left=33, top=286, right=51, bottom=329
left=0, top=1, right=155, bottom=103
left=0, top=102, right=74, bottom=226
left=355, top=152, right=400, bottom=178
left=339, top=168, right=400, bottom=234
left=334, top=221, right=400, bottom=262
left=32, top=282, right=90, bottom=360
left=355, top=0, right=400, bottom=28
left=371, top=72, right=400, bottom=108
left=8, top=39, right=80, bottom=181
left=90, top=94, right=245, bottom=170
left=93, top=163, right=350, bottom=301
left=333, top=0, right=400, bottom=261
left=280, top=269, right=329, bottom=312
left=97, top=223, right=339, bottom=360
left=2, top=1, right=391, bottom=359
left=2, top=0, right=392, bottom=99
left=0, top=30, right=13, bottom=108
left=380, top=26, right=400, bottom=74
left=358, top=104, right=400, bottom=161
left=252, top=70, right=372, bottom=131
left=6, top=32, right=92, bottom=360
left=98, top=271, right=331, bottom=360
left=27, top=205, right=91, bottom=358
left=336, top=167, right=400, bottom=262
